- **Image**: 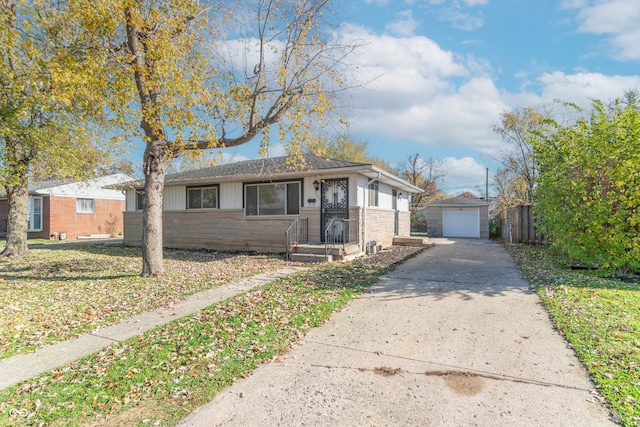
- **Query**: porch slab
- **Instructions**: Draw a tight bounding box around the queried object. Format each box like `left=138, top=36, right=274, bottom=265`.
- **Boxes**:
left=392, top=236, right=432, bottom=247
left=289, top=253, right=333, bottom=263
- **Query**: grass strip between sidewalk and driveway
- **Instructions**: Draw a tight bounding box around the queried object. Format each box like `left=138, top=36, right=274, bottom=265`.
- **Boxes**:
left=0, top=260, right=394, bottom=426
left=506, top=244, right=640, bottom=427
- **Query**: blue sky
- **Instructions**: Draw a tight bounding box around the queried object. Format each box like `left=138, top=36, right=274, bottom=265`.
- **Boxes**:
left=133, top=0, right=640, bottom=195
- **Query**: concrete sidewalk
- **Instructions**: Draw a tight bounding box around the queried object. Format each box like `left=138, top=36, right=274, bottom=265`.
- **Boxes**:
left=179, top=240, right=615, bottom=426
left=0, top=265, right=308, bottom=390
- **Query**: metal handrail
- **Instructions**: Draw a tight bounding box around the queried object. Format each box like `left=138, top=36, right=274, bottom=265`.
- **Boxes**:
left=324, top=218, right=336, bottom=261
left=285, top=218, right=308, bottom=261
left=324, top=218, right=359, bottom=261
left=285, top=219, right=298, bottom=261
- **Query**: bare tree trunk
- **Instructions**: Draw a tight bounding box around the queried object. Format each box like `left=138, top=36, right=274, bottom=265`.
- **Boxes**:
left=2, top=181, right=30, bottom=257
left=141, top=141, right=167, bottom=277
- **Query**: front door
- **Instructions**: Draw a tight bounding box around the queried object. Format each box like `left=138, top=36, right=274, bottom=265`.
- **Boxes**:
left=321, top=178, right=348, bottom=242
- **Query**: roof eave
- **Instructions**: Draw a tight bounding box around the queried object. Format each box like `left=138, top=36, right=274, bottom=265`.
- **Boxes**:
left=111, top=164, right=423, bottom=194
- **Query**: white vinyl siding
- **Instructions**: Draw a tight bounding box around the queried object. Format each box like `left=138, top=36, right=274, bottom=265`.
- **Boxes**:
left=163, top=186, right=186, bottom=210
left=220, top=182, right=242, bottom=209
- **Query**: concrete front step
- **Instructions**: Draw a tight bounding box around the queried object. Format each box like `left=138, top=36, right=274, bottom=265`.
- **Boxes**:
left=290, top=242, right=361, bottom=262
left=392, top=236, right=431, bottom=247
left=289, top=253, right=333, bottom=263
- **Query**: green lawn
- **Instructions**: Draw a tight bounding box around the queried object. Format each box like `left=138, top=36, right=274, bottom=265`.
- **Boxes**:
left=506, top=244, right=640, bottom=427
left=0, top=238, right=62, bottom=246
left=0, top=245, right=410, bottom=426
left=0, top=245, right=287, bottom=359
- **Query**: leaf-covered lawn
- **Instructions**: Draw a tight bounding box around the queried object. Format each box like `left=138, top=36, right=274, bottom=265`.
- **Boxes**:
left=0, top=245, right=286, bottom=359
left=0, top=260, right=392, bottom=426
left=506, top=244, right=640, bottom=427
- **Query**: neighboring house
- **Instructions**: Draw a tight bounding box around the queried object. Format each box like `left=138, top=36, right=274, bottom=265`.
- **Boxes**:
left=0, top=174, right=132, bottom=240
left=424, top=196, right=490, bottom=239
left=119, top=154, right=423, bottom=255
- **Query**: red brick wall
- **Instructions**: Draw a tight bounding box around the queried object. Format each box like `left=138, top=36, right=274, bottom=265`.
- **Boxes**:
left=1, top=196, right=124, bottom=239
left=46, top=197, right=125, bottom=240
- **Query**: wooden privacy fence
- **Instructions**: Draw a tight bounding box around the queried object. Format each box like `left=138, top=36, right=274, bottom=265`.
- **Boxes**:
left=500, top=205, right=543, bottom=243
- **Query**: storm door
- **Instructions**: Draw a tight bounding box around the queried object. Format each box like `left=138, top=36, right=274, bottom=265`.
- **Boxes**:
left=321, top=178, right=348, bottom=242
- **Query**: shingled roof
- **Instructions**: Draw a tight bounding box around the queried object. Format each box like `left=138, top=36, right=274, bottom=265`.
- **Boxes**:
left=115, top=153, right=423, bottom=193
left=426, top=196, right=490, bottom=207
left=163, top=153, right=369, bottom=183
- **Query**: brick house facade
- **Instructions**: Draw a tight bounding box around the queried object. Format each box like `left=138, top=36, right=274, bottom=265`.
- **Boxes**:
left=0, top=174, right=132, bottom=240
left=119, top=155, right=421, bottom=254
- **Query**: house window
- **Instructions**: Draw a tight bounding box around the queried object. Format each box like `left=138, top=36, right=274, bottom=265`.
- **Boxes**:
left=245, top=181, right=300, bottom=216
left=136, top=191, right=144, bottom=211
left=187, top=186, right=218, bottom=209
left=28, top=196, right=43, bottom=231
left=76, top=198, right=94, bottom=213
left=368, top=182, right=379, bottom=207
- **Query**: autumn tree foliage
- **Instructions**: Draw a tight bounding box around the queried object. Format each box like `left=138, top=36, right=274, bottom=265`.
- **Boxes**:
left=534, top=93, right=640, bottom=274
left=397, top=153, right=445, bottom=230
left=400, top=153, right=445, bottom=210
left=0, top=0, right=103, bottom=256
left=304, top=134, right=370, bottom=162
left=303, top=134, right=395, bottom=172
left=63, top=0, right=357, bottom=276
left=491, top=107, right=549, bottom=209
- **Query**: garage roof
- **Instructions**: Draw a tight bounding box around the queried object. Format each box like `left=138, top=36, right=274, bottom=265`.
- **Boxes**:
left=426, top=196, right=489, bottom=207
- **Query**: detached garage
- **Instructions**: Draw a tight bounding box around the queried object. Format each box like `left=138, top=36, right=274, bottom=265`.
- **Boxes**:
left=425, top=196, right=489, bottom=239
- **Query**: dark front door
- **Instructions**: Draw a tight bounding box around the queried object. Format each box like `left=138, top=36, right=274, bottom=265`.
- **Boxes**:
left=321, top=178, right=348, bottom=242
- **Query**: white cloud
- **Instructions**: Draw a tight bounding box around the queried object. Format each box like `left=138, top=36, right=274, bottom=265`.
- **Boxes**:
left=386, top=9, right=420, bottom=36
left=536, top=71, right=640, bottom=105
left=570, top=0, right=640, bottom=60
left=339, top=26, right=505, bottom=155
left=441, top=156, right=488, bottom=195
left=334, top=19, right=640, bottom=182
left=438, top=2, right=485, bottom=31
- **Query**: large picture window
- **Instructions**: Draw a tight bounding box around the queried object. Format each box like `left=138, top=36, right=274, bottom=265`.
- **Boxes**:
left=187, top=186, right=218, bottom=209
left=76, top=198, right=94, bottom=213
left=245, top=181, right=300, bottom=216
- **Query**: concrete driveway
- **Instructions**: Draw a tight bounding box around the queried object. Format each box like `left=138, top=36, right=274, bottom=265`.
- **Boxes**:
left=179, top=239, right=615, bottom=426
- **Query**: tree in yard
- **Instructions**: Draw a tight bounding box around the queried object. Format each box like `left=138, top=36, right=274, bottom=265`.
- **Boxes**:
left=304, top=134, right=370, bottom=162
left=0, top=0, right=103, bottom=256
left=166, top=150, right=240, bottom=174
left=399, top=153, right=445, bottom=209
left=397, top=153, right=445, bottom=230
left=533, top=92, right=640, bottom=274
left=303, top=133, right=395, bottom=172
left=492, top=106, right=549, bottom=209
left=66, top=0, right=357, bottom=276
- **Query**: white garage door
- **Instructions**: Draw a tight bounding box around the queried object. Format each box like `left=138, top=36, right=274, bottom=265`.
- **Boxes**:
left=443, top=208, right=479, bottom=238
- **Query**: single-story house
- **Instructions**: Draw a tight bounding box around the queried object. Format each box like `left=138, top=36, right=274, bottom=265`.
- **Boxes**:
left=120, top=154, right=423, bottom=255
left=424, top=196, right=490, bottom=239
left=0, top=174, right=132, bottom=240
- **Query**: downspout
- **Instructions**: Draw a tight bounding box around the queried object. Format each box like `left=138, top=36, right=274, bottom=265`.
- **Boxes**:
left=363, top=172, right=380, bottom=253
